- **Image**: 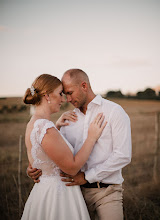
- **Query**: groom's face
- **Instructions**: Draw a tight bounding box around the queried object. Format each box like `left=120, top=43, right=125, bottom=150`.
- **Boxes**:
left=62, top=76, right=87, bottom=109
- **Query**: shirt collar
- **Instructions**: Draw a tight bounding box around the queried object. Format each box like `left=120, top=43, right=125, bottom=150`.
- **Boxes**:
left=74, top=95, right=102, bottom=114
left=89, top=94, right=102, bottom=106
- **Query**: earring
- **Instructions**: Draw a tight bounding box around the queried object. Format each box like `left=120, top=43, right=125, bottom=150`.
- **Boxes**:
left=48, top=100, right=51, bottom=104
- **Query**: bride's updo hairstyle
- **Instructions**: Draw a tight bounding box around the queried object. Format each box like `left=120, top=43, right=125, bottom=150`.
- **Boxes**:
left=23, top=74, right=61, bottom=105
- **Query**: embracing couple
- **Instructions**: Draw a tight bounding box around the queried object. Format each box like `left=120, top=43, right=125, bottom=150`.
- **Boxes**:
left=21, top=69, right=132, bottom=220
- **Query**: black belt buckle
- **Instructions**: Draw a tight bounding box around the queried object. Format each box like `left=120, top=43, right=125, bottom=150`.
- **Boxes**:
left=82, top=182, right=110, bottom=188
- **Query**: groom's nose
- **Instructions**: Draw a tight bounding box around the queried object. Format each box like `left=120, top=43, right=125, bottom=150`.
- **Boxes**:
left=66, top=95, right=72, bottom=102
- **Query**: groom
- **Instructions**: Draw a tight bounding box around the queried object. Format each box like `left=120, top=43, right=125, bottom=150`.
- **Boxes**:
left=28, top=69, right=132, bottom=220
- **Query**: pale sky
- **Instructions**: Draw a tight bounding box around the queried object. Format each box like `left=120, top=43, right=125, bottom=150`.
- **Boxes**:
left=0, top=0, right=160, bottom=97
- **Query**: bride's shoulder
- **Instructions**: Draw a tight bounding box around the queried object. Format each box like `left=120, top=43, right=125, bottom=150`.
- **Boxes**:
left=30, top=118, right=54, bottom=128
left=27, top=118, right=55, bottom=136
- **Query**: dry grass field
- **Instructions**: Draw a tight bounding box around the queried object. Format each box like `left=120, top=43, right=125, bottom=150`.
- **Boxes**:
left=0, top=97, right=160, bottom=220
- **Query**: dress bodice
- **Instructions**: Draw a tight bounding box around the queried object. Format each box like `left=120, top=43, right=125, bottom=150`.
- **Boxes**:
left=30, top=119, right=74, bottom=178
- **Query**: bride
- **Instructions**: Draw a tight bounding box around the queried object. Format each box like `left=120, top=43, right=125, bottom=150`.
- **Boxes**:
left=21, top=74, right=106, bottom=220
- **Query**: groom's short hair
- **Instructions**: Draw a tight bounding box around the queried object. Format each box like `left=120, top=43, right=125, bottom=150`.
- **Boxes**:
left=63, top=69, right=90, bottom=86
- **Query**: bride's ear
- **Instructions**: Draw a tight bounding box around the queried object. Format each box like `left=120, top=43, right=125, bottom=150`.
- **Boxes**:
left=44, top=94, right=50, bottom=102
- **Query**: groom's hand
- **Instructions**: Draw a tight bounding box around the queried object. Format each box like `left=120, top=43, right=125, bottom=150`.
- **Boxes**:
left=60, top=171, right=87, bottom=186
left=27, top=163, right=42, bottom=183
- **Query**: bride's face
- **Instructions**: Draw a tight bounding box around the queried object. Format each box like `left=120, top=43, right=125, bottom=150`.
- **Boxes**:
left=48, top=84, right=65, bottom=113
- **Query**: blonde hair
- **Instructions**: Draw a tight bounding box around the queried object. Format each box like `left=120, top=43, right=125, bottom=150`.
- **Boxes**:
left=23, top=74, right=61, bottom=105
left=62, top=69, right=91, bottom=88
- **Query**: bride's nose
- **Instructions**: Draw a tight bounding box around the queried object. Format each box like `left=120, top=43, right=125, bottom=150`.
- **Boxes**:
left=61, top=95, right=65, bottom=103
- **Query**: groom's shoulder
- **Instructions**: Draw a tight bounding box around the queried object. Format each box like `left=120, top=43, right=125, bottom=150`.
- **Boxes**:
left=101, top=97, right=122, bottom=110
left=101, top=97, right=129, bottom=120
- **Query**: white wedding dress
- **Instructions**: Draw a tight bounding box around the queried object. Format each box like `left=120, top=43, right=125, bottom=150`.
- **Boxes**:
left=21, top=119, right=90, bottom=220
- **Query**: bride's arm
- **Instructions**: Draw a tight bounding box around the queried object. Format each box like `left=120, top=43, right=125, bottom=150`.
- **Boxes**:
left=42, top=113, right=107, bottom=176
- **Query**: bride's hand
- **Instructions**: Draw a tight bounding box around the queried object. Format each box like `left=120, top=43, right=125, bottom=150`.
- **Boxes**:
left=56, top=110, right=78, bottom=130
left=88, top=113, right=107, bottom=142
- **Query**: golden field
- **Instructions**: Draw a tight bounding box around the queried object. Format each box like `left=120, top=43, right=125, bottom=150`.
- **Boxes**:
left=0, top=97, right=160, bottom=220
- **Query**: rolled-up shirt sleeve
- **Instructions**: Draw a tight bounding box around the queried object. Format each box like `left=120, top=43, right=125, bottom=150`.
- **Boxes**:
left=85, top=106, right=132, bottom=183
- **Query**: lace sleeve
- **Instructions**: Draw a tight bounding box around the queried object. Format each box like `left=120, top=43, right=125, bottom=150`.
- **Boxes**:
left=33, top=119, right=56, bottom=145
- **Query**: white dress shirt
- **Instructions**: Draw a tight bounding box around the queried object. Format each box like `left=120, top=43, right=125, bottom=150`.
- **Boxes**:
left=60, top=95, right=132, bottom=184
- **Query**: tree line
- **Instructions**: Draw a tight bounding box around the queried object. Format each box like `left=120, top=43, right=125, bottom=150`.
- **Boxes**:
left=0, top=104, right=27, bottom=114
left=105, top=88, right=160, bottom=100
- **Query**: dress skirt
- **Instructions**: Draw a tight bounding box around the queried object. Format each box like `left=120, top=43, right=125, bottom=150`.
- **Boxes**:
left=21, top=176, right=90, bottom=220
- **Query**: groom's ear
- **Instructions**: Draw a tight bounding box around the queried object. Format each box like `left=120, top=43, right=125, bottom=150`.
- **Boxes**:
left=81, top=82, right=88, bottom=91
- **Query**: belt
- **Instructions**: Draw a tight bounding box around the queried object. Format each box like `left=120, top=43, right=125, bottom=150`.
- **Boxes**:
left=82, top=182, right=111, bottom=188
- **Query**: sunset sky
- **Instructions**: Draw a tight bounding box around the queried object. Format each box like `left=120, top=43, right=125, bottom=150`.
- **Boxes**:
left=0, top=0, right=160, bottom=97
